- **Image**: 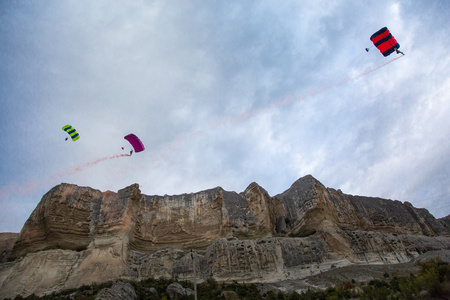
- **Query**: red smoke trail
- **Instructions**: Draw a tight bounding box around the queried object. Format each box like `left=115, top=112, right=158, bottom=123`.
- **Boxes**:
left=0, top=154, right=131, bottom=201
left=205, top=56, right=404, bottom=134
left=1, top=55, right=404, bottom=201
left=57, top=154, right=131, bottom=177
left=0, top=181, right=40, bottom=200
left=155, top=55, right=405, bottom=153
left=266, top=54, right=405, bottom=111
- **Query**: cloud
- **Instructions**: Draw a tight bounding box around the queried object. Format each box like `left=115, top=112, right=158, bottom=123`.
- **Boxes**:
left=1, top=1, right=450, bottom=232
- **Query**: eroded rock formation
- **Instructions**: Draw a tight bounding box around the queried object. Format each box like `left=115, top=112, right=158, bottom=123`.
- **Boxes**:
left=0, top=175, right=449, bottom=299
left=0, top=233, right=17, bottom=264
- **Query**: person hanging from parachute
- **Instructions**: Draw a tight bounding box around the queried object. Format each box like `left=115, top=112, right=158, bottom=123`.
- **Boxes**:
left=124, top=134, right=144, bottom=156
left=62, top=124, right=80, bottom=141
left=366, top=27, right=404, bottom=56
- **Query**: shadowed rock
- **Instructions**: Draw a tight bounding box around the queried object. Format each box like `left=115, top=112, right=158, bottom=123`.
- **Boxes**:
left=95, top=281, right=137, bottom=300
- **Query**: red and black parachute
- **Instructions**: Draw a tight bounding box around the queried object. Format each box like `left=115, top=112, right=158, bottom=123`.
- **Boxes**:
left=367, top=27, right=402, bottom=56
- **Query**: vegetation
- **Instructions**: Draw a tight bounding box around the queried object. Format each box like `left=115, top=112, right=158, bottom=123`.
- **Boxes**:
left=7, top=258, right=450, bottom=300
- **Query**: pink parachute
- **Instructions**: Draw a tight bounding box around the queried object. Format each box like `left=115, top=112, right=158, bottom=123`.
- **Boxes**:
left=124, top=134, right=145, bottom=153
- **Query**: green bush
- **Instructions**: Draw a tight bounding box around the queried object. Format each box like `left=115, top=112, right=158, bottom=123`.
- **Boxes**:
left=10, top=258, right=450, bottom=300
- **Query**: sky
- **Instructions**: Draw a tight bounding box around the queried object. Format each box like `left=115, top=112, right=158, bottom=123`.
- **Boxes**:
left=1, top=0, right=450, bottom=233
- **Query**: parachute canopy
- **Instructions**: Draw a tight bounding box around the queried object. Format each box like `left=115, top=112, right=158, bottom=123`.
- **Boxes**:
left=62, top=124, right=80, bottom=141
left=370, top=27, right=400, bottom=57
left=124, top=134, right=145, bottom=153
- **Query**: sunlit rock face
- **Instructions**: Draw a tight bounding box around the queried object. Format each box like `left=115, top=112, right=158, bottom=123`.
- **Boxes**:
left=274, top=175, right=450, bottom=237
left=8, top=184, right=136, bottom=261
left=1, top=175, right=449, bottom=299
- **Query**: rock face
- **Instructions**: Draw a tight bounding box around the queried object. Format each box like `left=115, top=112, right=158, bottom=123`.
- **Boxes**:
left=440, top=214, right=450, bottom=229
left=0, top=175, right=449, bottom=299
left=0, top=233, right=18, bottom=263
left=166, top=282, right=194, bottom=299
left=95, top=281, right=137, bottom=300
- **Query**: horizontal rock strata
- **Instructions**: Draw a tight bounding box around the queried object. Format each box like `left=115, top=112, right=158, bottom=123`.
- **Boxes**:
left=1, top=175, right=449, bottom=299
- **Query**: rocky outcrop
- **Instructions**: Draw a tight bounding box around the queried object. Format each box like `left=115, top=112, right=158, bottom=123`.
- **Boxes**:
left=439, top=214, right=450, bottom=229
left=95, top=281, right=137, bottom=300
left=166, top=282, right=194, bottom=299
left=9, top=183, right=137, bottom=261
left=0, top=233, right=18, bottom=263
left=274, top=175, right=450, bottom=237
left=0, top=175, right=449, bottom=299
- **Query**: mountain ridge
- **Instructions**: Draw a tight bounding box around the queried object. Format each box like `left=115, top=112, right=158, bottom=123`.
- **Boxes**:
left=0, top=174, right=449, bottom=299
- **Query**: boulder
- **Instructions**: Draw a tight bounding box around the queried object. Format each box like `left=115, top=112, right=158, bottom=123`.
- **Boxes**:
left=95, top=281, right=137, bottom=300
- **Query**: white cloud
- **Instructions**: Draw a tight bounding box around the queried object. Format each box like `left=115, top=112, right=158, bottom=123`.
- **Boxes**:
left=1, top=1, right=450, bottom=232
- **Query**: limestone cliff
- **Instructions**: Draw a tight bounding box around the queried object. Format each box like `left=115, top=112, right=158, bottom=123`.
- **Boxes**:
left=274, top=175, right=449, bottom=237
left=0, top=175, right=449, bottom=299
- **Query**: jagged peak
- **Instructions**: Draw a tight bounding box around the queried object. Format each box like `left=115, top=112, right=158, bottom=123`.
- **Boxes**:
left=291, top=174, right=321, bottom=187
left=283, top=174, right=325, bottom=193
left=243, top=182, right=269, bottom=196
left=245, top=182, right=261, bottom=191
left=118, top=183, right=140, bottom=192
left=117, top=183, right=142, bottom=202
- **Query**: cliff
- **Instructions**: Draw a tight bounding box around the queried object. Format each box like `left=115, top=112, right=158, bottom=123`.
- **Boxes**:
left=0, top=175, right=449, bottom=298
left=0, top=233, right=18, bottom=264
